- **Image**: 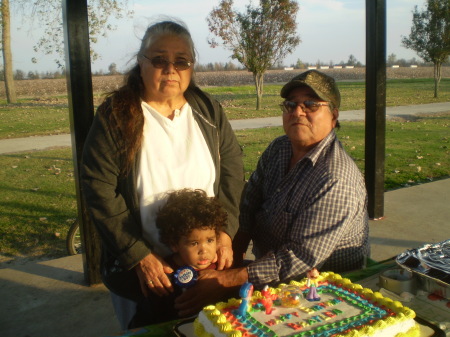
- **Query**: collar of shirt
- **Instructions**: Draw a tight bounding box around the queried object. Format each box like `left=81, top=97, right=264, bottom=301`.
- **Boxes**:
left=141, top=101, right=189, bottom=125
left=291, top=130, right=337, bottom=168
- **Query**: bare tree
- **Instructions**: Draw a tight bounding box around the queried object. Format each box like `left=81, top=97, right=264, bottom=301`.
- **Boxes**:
left=347, top=54, right=358, bottom=66
left=402, top=0, right=450, bottom=98
left=207, top=0, right=300, bottom=110
left=0, top=0, right=133, bottom=103
left=1, top=0, right=17, bottom=103
left=108, top=63, right=118, bottom=75
left=387, top=53, right=397, bottom=66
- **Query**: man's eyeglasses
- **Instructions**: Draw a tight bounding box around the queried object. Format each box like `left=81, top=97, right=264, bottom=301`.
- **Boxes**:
left=141, top=55, right=193, bottom=71
left=280, top=100, right=329, bottom=114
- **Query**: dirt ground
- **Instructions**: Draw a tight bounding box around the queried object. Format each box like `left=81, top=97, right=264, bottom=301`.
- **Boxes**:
left=1, top=66, right=448, bottom=99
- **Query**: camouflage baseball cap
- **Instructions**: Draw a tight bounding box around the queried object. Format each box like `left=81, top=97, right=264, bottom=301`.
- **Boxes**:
left=280, top=70, right=341, bottom=109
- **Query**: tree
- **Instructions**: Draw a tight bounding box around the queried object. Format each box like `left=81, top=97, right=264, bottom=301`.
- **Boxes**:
left=387, top=53, right=397, bottom=66
left=108, top=62, right=118, bottom=75
left=402, top=0, right=450, bottom=98
left=1, top=0, right=17, bottom=103
left=28, top=71, right=40, bottom=80
left=295, top=58, right=305, bottom=69
left=347, top=54, right=358, bottom=66
left=207, top=0, right=300, bottom=110
left=14, top=69, right=25, bottom=80
left=0, top=0, right=133, bottom=103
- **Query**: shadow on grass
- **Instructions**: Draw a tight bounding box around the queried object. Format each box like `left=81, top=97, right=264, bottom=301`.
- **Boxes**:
left=0, top=183, right=75, bottom=200
left=1, top=153, right=73, bottom=162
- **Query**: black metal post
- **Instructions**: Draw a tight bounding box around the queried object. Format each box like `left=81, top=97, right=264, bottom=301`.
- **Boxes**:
left=365, top=0, right=386, bottom=220
left=62, top=0, right=102, bottom=284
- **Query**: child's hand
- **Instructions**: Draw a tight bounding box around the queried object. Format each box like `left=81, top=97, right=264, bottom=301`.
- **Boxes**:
left=215, top=231, right=233, bottom=270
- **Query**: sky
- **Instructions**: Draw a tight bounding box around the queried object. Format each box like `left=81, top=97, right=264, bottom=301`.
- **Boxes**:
left=9, top=0, right=426, bottom=74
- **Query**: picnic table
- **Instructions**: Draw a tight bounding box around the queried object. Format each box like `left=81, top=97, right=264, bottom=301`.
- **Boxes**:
left=111, top=258, right=446, bottom=337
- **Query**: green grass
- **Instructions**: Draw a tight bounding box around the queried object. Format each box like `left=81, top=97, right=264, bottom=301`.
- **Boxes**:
left=0, top=149, right=77, bottom=259
left=0, top=78, right=449, bottom=260
left=0, top=99, right=70, bottom=139
left=1, top=114, right=448, bottom=260
left=237, top=114, right=450, bottom=185
left=203, top=78, right=450, bottom=119
left=0, top=78, right=449, bottom=139
left=337, top=116, right=450, bottom=190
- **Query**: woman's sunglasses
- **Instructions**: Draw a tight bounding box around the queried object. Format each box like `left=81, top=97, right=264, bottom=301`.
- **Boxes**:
left=141, top=55, right=193, bottom=71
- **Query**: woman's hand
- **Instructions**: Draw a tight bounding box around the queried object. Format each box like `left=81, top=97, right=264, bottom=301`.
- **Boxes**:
left=135, top=253, right=174, bottom=297
left=216, top=245, right=233, bottom=270
left=215, top=231, right=233, bottom=270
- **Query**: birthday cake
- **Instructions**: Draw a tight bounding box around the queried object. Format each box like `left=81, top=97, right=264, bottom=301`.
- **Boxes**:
left=194, top=271, right=419, bottom=337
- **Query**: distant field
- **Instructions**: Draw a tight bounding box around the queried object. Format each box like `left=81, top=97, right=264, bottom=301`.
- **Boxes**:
left=1, top=67, right=449, bottom=141
left=1, top=67, right=448, bottom=98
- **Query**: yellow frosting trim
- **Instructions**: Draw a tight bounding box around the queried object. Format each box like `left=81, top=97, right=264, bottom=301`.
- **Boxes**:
left=194, top=317, right=214, bottom=337
left=398, top=323, right=421, bottom=337
left=362, top=287, right=374, bottom=296
left=210, top=308, right=221, bottom=317
left=359, top=325, right=375, bottom=335
left=227, top=298, right=240, bottom=307
left=218, top=321, right=233, bottom=332
left=203, top=305, right=215, bottom=312
left=216, top=314, right=227, bottom=324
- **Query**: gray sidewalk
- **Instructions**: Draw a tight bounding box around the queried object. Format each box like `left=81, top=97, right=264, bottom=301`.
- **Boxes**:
left=0, top=102, right=449, bottom=337
left=0, top=102, right=449, bottom=154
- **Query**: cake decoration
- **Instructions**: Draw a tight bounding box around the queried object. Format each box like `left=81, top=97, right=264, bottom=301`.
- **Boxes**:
left=236, top=282, right=253, bottom=317
left=279, top=284, right=304, bottom=308
left=259, top=285, right=278, bottom=314
left=306, top=267, right=321, bottom=302
left=194, top=271, right=420, bottom=337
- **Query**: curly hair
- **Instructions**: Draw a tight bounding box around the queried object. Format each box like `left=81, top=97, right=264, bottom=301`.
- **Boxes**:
left=156, top=189, right=227, bottom=247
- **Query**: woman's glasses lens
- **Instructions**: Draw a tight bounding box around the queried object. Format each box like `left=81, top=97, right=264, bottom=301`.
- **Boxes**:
left=148, top=56, right=192, bottom=71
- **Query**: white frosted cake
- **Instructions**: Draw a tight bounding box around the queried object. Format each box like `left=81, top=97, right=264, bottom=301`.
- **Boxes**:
left=194, top=271, right=419, bottom=337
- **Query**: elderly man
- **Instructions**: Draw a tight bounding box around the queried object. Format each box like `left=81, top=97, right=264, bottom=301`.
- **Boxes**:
left=175, top=70, right=370, bottom=316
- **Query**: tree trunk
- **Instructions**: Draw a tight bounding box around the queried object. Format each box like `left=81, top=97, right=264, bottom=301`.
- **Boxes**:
left=253, top=71, right=264, bottom=110
left=433, top=61, right=441, bottom=98
left=1, top=0, right=17, bottom=104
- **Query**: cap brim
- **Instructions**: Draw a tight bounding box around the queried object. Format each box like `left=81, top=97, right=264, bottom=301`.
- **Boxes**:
left=280, top=81, right=310, bottom=98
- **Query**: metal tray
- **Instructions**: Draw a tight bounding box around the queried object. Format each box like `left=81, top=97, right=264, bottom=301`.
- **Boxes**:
left=173, top=317, right=195, bottom=337
left=396, top=239, right=450, bottom=300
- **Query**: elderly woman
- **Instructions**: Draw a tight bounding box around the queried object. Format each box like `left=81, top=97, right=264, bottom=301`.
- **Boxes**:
left=81, top=19, right=244, bottom=328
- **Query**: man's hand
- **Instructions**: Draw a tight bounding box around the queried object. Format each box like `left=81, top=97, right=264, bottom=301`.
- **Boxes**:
left=135, top=253, right=174, bottom=297
left=174, top=267, right=248, bottom=317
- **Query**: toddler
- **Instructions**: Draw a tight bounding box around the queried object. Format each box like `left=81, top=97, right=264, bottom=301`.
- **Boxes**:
left=129, top=188, right=228, bottom=326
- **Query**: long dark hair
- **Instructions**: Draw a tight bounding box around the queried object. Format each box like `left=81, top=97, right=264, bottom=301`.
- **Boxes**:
left=105, top=19, right=197, bottom=176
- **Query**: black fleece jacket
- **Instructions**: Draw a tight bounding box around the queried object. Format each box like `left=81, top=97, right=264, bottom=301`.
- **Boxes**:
left=81, top=86, right=245, bottom=298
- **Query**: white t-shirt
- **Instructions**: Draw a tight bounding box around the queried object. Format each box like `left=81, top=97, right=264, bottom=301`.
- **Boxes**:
left=137, top=102, right=215, bottom=256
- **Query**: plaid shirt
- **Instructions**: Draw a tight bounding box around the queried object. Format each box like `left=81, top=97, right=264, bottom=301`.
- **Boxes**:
left=240, top=131, right=369, bottom=287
